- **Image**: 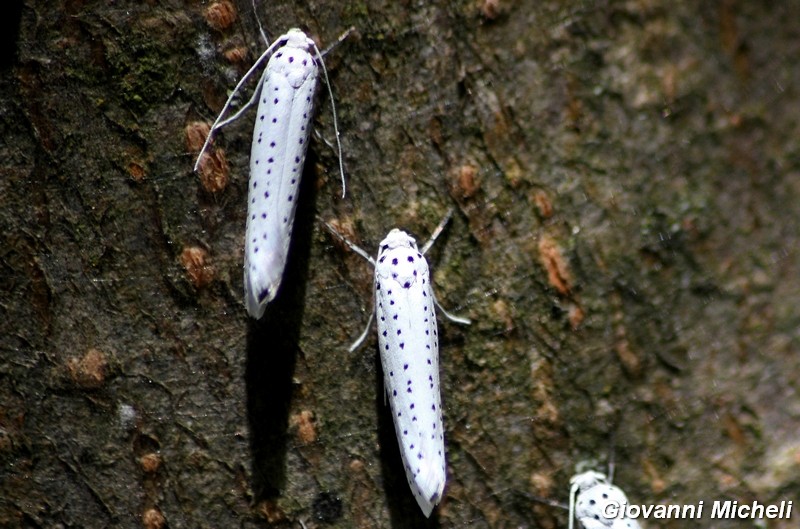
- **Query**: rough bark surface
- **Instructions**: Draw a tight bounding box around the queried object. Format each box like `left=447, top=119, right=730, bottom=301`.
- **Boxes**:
left=2, top=0, right=799, bottom=528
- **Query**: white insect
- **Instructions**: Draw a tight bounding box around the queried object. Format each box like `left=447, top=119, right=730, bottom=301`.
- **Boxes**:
left=569, top=471, right=641, bottom=529
left=194, top=28, right=346, bottom=319
left=324, top=212, right=470, bottom=517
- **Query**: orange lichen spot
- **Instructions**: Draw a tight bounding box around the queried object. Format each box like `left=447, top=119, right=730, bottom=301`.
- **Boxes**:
left=256, top=499, right=286, bottom=524
left=568, top=303, right=584, bottom=329
left=349, top=459, right=365, bottom=472
left=142, top=507, right=165, bottom=529
left=503, top=159, right=523, bottom=188
left=532, top=189, right=553, bottom=218
left=223, top=45, right=248, bottom=64
left=661, top=64, right=678, bottom=104
left=128, top=161, right=146, bottom=182
left=68, top=348, right=108, bottom=389
left=718, top=472, right=738, bottom=489
left=452, top=164, right=480, bottom=199
left=184, top=121, right=211, bottom=154
left=537, top=235, right=571, bottom=296
left=325, top=216, right=360, bottom=253
left=180, top=246, right=215, bottom=289
left=480, top=0, right=502, bottom=20
left=614, top=330, right=641, bottom=376
left=196, top=150, right=229, bottom=193
left=530, top=358, right=560, bottom=425
left=491, top=298, right=514, bottom=333
left=203, top=0, right=237, bottom=32
left=722, top=413, right=748, bottom=448
left=611, top=293, right=642, bottom=375
left=290, top=410, right=317, bottom=445
left=139, top=453, right=162, bottom=474
left=529, top=471, right=554, bottom=497
left=642, top=458, right=666, bottom=494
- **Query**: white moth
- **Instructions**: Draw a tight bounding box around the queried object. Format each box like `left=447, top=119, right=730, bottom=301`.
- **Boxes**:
left=324, top=212, right=470, bottom=517
left=569, top=471, right=641, bottom=529
left=194, top=28, right=346, bottom=319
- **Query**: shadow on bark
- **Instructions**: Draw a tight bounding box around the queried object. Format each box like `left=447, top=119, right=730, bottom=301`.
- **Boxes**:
left=245, top=153, right=318, bottom=500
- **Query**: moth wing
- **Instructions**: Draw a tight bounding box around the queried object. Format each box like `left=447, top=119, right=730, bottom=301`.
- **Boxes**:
left=243, top=49, right=317, bottom=318
left=375, top=244, right=445, bottom=516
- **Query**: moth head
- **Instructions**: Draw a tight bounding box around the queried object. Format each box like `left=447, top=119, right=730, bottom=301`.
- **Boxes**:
left=283, top=28, right=316, bottom=51
left=378, top=229, right=418, bottom=256
left=570, top=470, right=608, bottom=493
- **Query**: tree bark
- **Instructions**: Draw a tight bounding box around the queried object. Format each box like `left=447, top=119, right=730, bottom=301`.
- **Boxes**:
left=2, top=0, right=799, bottom=528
